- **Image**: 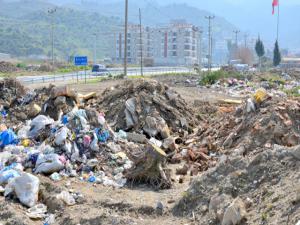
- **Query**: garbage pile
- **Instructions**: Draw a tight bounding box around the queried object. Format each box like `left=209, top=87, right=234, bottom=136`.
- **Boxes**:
left=197, top=89, right=300, bottom=155
left=0, top=79, right=207, bottom=217
left=87, top=79, right=197, bottom=135
left=0, top=61, right=18, bottom=73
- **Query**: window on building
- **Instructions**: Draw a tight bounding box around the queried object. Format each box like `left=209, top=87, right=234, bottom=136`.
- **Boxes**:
left=172, top=45, right=177, bottom=50
left=172, top=38, right=177, bottom=43
left=172, top=51, right=177, bottom=56
left=173, top=32, right=177, bottom=36
left=185, top=31, right=191, bottom=36
left=184, top=45, right=190, bottom=50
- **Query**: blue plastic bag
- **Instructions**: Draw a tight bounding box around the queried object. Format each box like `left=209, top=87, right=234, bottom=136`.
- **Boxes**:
left=0, top=129, right=19, bottom=148
left=95, top=128, right=110, bottom=143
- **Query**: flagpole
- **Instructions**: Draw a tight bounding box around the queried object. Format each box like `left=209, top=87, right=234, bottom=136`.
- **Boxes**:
left=277, top=1, right=280, bottom=41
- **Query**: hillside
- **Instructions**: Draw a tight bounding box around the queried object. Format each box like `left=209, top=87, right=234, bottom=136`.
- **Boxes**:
left=0, top=0, right=236, bottom=60
left=0, top=0, right=122, bottom=60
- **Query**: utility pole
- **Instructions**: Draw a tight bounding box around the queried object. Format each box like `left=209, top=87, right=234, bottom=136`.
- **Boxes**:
left=244, top=34, right=248, bottom=48
left=205, top=15, right=215, bottom=73
left=139, top=8, right=143, bottom=76
left=93, top=33, right=97, bottom=65
left=233, top=30, right=240, bottom=47
left=198, top=29, right=203, bottom=74
left=124, top=0, right=128, bottom=77
left=48, top=8, right=56, bottom=67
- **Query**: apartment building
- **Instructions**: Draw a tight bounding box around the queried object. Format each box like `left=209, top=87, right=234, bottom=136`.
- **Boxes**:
left=112, top=25, right=153, bottom=65
left=152, top=21, right=200, bottom=66
left=111, top=21, right=201, bottom=66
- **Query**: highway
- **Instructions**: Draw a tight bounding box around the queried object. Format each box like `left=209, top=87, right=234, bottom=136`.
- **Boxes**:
left=1, top=66, right=220, bottom=84
left=16, top=66, right=192, bottom=84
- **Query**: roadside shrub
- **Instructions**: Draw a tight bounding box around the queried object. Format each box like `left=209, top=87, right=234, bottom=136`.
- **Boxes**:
left=199, top=70, right=242, bottom=85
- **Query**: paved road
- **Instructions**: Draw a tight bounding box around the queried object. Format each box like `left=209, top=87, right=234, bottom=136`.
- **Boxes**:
left=17, top=66, right=192, bottom=84
left=1, top=66, right=220, bottom=84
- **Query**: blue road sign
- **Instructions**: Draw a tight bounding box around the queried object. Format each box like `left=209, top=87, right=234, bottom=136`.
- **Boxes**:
left=74, top=56, right=88, bottom=66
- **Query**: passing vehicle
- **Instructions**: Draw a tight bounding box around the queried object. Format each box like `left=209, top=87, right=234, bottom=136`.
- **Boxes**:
left=91, top=64, right=110, bottom=76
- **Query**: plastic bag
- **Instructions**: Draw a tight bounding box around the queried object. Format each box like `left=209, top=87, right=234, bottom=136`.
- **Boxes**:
left=26, top=204, right=47, bottom=219
left=54, top=127, right=69, bottom=146
left=56, top=191, right=76, bottom=206
left=125, top=98, right=138, bottom=129
left=90, top=133, right=99, bottom=152
left=34, top=154, right=65, bottom=174
left=0, top=129, right=19, bottom=148
left=28, top=115, right=54, bottom=138
left=0, top=169, right=20, bottom=185
left=5, top=173, right=40, bottom=207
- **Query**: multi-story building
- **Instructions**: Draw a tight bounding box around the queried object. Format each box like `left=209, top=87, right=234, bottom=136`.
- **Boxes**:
left=112, top=25, right=153, bottom=65
left=152, top=20, right=201, bottom=66
left=111, top=21, right=202, bottom=66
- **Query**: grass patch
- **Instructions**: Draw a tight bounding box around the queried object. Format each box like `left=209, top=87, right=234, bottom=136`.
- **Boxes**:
left=283, top=87, right=300, bottom=97
left=199, top=70, right=243, bottom=85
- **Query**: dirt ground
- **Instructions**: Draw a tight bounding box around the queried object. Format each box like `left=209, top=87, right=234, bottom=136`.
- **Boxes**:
left=12, top=75, right=214, bottom=225
left=10, top=74, right=298, bottom=225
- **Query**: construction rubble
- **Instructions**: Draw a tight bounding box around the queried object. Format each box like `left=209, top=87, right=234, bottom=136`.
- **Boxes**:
left=0, top=76, right=300, bottom=225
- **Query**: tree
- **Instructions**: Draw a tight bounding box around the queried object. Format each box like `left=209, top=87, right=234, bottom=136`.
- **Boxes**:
left=234, top=47, right=254, bottom=65
left=273, top=40, right=281, bottom=67
left=255, top=37, right=265, bottom=70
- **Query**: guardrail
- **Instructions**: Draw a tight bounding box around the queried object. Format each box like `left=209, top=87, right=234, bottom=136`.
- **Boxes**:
left=18, top=67, right=192, bottom=85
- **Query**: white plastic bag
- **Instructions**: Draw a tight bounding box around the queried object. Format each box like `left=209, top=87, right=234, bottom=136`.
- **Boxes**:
left=29, top=115, right=54, bottom=138
left=5, top=173, right=40, bottom=207
left=54, top=127, right=69, bottom=146
left=34, top=154, right=65, bottom=174
left=56, top=191, right=75, bottom=206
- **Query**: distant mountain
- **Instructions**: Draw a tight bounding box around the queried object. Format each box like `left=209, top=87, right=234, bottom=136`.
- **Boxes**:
left=0, top=0, right=122, bottom=59
left=155, top=0, right=300, bottom=50
left=0, top=0, right=237, bottom=59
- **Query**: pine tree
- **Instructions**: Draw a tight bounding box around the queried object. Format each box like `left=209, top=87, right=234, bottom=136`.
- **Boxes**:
left=273, top=40, right=281, bottom=67
left=255, top=37, right=265, bottom=70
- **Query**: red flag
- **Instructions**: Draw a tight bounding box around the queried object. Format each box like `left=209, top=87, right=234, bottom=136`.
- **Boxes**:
left=272, top=0, right=279, bottom=15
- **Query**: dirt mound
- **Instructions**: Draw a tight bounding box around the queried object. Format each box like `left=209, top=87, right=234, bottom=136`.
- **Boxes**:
left=0, top=78, right=27, bottom=106
left=173, top=146, right=300, bottom=224
left=198, top=97, right=300, bottom=155
left=0, top=61, right=18, bottom=73
left=88, top=79, right=197, bottom=137
left=0, top=79, right=54, bottom=124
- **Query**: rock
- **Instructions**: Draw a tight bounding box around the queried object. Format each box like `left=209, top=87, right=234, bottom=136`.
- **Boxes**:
left=209, top=194, right=232, bottom=222
left=156, top=201, right=164, bottom=216
left=222, top=197, right=246, bottom=225
left=294, top=186, right=300, bottom=204
left=54, top=96, right=66, bottom=107
left=290, top=145, right=300, bottom=160
left=28, top=103, right=41, bottom=118
left=126, top=132, right=147, bottom=144
left=163, top=137, right=177, bottom=152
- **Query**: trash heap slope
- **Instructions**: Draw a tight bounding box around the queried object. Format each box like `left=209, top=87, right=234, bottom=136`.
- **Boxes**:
left=199, top=97, right=300, bottom=154
left=88, top=79, right=198, bottom=135
left=173, top=146, right=300, bottom=225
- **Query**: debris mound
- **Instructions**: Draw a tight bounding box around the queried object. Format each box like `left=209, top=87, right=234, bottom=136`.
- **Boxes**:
left=0, top=61, right=18, bottom=73
left=90, top=79, right=197, bottom=137
left=199, top=97, right=300, bottom=154
left=173, top=146, right=300, bottom=224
